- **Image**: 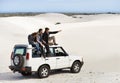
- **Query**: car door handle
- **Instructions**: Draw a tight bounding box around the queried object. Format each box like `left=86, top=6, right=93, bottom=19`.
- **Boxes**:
left=56, top=58, right=60, bottom=59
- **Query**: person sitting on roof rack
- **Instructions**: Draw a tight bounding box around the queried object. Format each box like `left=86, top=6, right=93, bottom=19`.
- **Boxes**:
left=42, top=27, right=61, bottom=45
left=28, top=32, right=41, bottom=54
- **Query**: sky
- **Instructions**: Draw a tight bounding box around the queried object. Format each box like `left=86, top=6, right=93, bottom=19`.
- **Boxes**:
left=0, top=0, right=120, bottom=13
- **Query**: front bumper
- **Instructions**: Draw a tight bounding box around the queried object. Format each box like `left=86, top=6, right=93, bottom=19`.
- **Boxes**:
left=9, top=66, right=31, bottom=73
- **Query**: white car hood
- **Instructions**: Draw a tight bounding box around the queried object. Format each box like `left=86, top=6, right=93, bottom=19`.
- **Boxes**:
left=69, top=54, right=83, bottom=62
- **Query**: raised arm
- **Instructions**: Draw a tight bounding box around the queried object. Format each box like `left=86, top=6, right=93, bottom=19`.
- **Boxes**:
left=49, top=30, right=62, bottom=34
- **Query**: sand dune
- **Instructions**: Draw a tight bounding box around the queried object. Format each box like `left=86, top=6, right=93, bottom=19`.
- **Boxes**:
left=34, top=13, right=81, bottom=24
left=0, top=13, right=120, bottom=83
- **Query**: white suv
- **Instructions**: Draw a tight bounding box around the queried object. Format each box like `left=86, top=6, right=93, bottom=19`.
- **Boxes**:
left=9, top=44, right=84, bottom=78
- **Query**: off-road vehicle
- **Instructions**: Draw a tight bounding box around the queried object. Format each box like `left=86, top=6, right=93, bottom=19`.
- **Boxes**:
left=9, top=44, right=84, bottom=78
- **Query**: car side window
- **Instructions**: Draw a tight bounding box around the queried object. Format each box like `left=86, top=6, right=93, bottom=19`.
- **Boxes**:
left=44, top=47, right=55, bottom=57
left=54, top=47, right=67, bottom=56
left=48, top=48, right=55, bottom=57
left=32, top=48, right=41, bottom=58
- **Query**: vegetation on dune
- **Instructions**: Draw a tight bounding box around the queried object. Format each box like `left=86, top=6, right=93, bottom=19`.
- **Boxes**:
left=0, top=12, right=119, bottom=17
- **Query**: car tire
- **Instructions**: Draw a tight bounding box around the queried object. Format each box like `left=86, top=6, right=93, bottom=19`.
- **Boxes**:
left=70, top=61, right=81, bottom=73
left=13, top=54, right=24, bottom=68
left=38, top=65, right=50, bottom=78
left=21, top=72, right=32, bottom=76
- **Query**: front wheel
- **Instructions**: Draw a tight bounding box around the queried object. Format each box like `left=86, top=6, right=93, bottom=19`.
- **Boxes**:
left=38, top=65, right=50, bottom=78
left=70, top=61, right=81, bottom=73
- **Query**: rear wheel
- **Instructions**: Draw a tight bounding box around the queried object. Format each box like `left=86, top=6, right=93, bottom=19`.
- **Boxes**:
left=70, top=61, right=81, bottom=73
left=38, top=65, right=50, bottom=78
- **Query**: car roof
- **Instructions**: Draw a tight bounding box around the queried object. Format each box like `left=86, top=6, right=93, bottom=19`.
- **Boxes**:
left=49, top=45, right=62, bottom=48
left=14, top=44, right=32, bottom=48
left=14, top=44, right=62, bottom=48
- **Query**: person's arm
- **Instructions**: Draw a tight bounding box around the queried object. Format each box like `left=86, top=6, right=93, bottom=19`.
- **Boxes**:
left=36, top=35, right=44, bottom=46
left=49, top=30, right=62, bottom=34
left=42, top=40, right=46, bottom=44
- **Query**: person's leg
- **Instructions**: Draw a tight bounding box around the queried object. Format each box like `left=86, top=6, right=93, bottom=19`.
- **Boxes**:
left=31, top=43, right=38, bottom=53
left=44, top=43, right=50, bottom=54
left=49, top=36, right=58, bottom=45
left=31, top=43, right=36, bottom=47
left=39, top=44, right=44, bottom=55
left=48, top=36, right=54, bottom=45
left=35, top=43, right=39, bottom=50
left=35, top=43, right=41, bottom=54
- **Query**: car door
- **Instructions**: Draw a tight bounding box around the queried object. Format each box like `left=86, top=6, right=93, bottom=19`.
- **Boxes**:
left=30, top=47, right=57, bottom=71
left=45, top=48, right=57, bottom=69
left=54, top=47, right=69, bottom=69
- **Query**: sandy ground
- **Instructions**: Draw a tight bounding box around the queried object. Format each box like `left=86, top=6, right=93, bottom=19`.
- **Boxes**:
left=0, top=13, right=120, bottom=83
left=0, top=71, right=120, bottom=83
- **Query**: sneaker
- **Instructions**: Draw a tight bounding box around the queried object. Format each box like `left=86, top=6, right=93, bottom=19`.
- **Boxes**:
left=54, top=43, right=58, bottom=45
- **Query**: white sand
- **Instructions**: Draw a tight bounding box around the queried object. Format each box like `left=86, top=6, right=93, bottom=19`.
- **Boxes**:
left=0, top=13, right=120, bottom=83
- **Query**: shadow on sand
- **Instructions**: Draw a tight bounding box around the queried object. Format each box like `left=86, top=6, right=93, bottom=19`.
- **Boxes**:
left=0, top=70, right=71, bottom=81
